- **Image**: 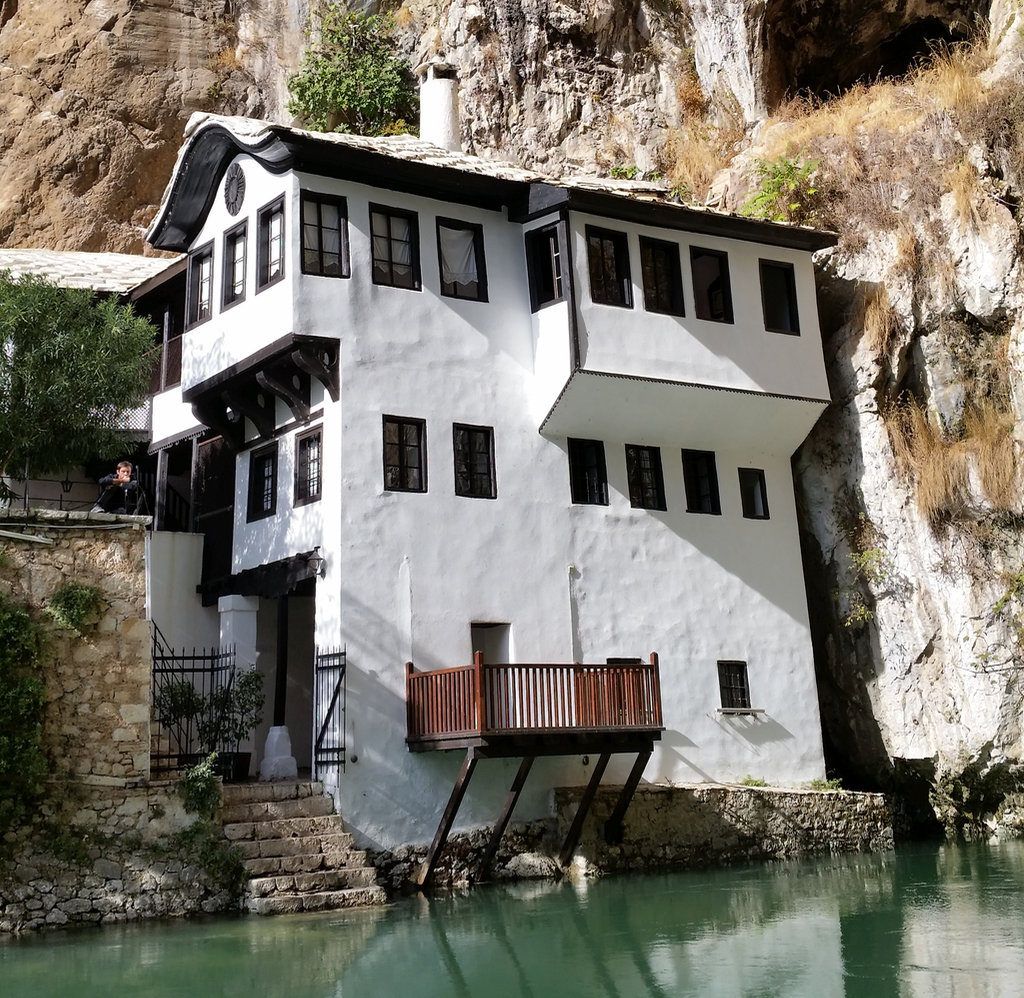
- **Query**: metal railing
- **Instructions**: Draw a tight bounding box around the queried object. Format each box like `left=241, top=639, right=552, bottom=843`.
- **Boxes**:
left=406, top=652, right=663, bottom=745
left=150, top=621, right=236, bottom=772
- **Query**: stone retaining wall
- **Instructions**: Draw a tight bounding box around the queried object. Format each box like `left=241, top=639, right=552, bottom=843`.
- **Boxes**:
left=0, top=513, right=237, bottom=934
left=373, top=784, right=893, bottom=889
left=1, top=511, right=152, bottom=783
left=0, top=782, right=236, bottom=933
left=555, top=783, right=894, bottom=873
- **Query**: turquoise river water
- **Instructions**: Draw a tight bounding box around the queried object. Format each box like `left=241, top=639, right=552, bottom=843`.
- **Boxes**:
left=3, top=840, right=1024, bottom=997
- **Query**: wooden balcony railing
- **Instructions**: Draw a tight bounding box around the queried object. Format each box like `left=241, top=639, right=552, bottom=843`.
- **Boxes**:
left=406, top=652, right=663, bottom=747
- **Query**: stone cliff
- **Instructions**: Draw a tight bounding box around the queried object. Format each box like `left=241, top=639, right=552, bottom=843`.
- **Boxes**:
left=3, top=0, right=1023, bottom=831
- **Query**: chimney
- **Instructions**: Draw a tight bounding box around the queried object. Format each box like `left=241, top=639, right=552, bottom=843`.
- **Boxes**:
left=415, top=59, right=461, bottom=153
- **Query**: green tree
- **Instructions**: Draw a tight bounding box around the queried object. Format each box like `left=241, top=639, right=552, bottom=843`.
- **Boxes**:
left=287, top=7, right=418, bottom=135
left=0, top=272, right=157, bottom=481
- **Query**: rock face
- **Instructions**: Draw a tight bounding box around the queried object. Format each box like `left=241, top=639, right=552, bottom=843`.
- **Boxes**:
left=0, top=0, right=303, bottom=252
left=4, top=0, right=1024, bottom=828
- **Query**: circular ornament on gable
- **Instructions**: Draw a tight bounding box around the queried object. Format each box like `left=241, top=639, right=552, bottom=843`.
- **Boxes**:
left=224, top=163, right=246, bottom=216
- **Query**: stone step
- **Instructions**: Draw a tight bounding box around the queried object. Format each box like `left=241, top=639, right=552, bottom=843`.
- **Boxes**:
left=245, top=886, right=387, bottom=916
left=220, top=795, right=336, bottom=824
left=234, top=832, right=358, bottom=860
left=221, top=780, right=325, bottom=806
left=248, top=868, right=380, bottom=897
left=223, top=814, right=345, bottom=841
left=243, top=851, right=369, bottom=877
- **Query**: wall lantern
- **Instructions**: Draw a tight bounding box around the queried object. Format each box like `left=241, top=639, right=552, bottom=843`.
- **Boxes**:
left=305, top=545, right=327, bottom=579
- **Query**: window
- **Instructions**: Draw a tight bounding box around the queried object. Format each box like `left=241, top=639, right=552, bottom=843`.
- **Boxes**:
left=625, top=444, right=666, bottom=510
left=257, top=196, right=285, bottom=290
left=586, top=226, right=632, bottom=307
left=568, top=438, right=608, bottom=506
left=301, top=192, right=349, bottom=277
left=437, top=218, right=487, bottom=301
left=682, top=449, right=721, bottom=514
left=294, top=427, right=322, bottom=506
left=453, top=424, right=496, bottom=499
left=640, top=237, right=684, bottom=316
left=370, top=204, right=420, bottom=289
left=383, top=416, right=426, bottom=492
left=525, top=224, right=564, bottom=311
left=739, top=467, right=770, bottom=519
left=760, top=260, right=800, bottom=334
left=186, top=242, right=214, bottom=327
left=247, top=445, right=277, bottom=521
left=718, top=660, right=751, bottom=711
left=222, top=222, right=246, bottom=308
left=690, top=247, right=733, bottom=323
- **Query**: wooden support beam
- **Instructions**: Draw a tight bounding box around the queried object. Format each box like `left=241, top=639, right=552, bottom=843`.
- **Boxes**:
left=603, top=749, right=651, bottom=845
left=416, top=749, right=478, bottom=888
left=476, top=756, right=535, bottom=883
left=558, top=751, right=610, bottom=868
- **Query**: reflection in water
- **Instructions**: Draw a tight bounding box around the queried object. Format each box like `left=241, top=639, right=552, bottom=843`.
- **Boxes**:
left=4, top=842, right=1024, bottom=998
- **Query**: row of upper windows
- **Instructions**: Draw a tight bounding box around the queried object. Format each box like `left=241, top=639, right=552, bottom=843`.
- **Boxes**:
left=246, top=425, right=322, bottom=522
left=380, top=416, right=769, bottom=519
left=188, top=186, right=802, bottom=334
left=525, top=222, right=801, bottom=334
left=569, top=438, right=770, bottom=518
left=187, top=191, right=488, bottom=327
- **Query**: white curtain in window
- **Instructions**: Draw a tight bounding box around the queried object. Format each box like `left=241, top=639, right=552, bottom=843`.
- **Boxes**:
left=439, top=225, right=477, bottom=285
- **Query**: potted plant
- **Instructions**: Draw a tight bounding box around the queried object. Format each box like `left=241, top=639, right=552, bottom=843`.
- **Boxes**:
left=155, top=668, right=264, bottom=781
left=219, top=668, right=265, bottom=781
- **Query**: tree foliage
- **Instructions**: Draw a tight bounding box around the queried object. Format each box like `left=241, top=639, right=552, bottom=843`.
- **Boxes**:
left=287, top=7, right=418, bottom=136
left=0, top=272, right=157, bottom=479
left=0, top=593, right=47, bottom=840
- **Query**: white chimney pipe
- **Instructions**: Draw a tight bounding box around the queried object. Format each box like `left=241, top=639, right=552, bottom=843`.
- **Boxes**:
left=415, top=59, right=461, bottom=153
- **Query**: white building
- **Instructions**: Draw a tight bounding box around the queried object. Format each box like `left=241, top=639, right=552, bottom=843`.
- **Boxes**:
left=146, top=107, right=835, bottom=855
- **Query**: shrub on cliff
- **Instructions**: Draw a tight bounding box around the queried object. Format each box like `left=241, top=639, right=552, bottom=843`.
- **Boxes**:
left=0, top=272, right=157, bottom=483
left=287, top=7, right=417, bottom=136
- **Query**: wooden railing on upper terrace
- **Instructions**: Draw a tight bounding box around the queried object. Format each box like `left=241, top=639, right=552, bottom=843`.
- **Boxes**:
left=406, top=652, right=663, bottom=749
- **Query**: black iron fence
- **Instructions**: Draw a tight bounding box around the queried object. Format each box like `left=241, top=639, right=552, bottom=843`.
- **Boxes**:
left=314, top=646, right=346, bottom=780
left=151, top=622, right=237, bottom=774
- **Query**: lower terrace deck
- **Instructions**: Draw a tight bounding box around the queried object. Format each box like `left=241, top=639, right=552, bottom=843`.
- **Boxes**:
left=405, top=654, right=664, bottom=886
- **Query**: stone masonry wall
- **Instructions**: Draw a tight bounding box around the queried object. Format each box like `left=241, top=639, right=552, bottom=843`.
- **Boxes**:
left=373, top=784, right=894, bottom=890
left=555, top=784, right=894, bottom=874
left=0, top=512, right=235, bottom=934
left=1, top=510, right=152, bottom=784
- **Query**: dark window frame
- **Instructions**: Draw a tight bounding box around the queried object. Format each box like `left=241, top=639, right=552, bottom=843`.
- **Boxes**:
left=294, top=426, right=323, bottom=507
left=586, top=225, right=632, bottom=308
left=370, top=203, right=421, bottom=290
left=568, top=438, right=609, bottom=506
left=222, top=221, right=247, bottom=310
left=436, top=217, right=488, bottom=301
left=256, top=195, right=286, bottom=291
left=718, top=660, right=752, bottom=711
left=453, top=423, right=496, bottom=499
left=247, top=443, right=278, bottom=522
left=186, top=241, right=214, bottom=329
left=625, top=444, right=666, bottom=511
left=738, top=467, right=770, bottom=520
left=639, top=236, right=685, bottom=316
left=759, top=259, right=800, bottom=335
left=383, top=415, right=427, bottom=493
left=682, top=449, right=721, bottom=515
left=690, top=246, right=733, bottom=323
left=300, top=191, right=350, bottom=279
left=525, top=223, right=565, bottom=312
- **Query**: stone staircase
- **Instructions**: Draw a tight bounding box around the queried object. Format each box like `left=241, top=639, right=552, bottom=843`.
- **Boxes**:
left=220, top=780, right=387, bottom=915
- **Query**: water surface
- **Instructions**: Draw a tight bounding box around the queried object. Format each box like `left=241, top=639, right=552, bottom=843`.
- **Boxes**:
left=4, top=840, right=1024, bottom=997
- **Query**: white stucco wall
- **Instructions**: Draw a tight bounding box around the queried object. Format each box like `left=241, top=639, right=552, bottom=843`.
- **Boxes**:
left=160, top=150, right=828, bottom=852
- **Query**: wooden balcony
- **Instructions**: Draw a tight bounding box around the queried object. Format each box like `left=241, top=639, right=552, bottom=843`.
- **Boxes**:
left=406, top=652, right=663, bottom=757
